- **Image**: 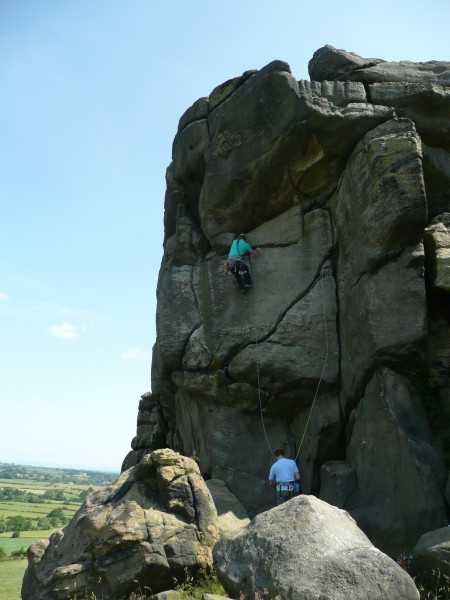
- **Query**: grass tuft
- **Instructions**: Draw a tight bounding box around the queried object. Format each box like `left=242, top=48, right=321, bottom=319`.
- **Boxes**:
left=174, top=567, right=227, bottom=599
left=414, top=569, right=450, bottom=600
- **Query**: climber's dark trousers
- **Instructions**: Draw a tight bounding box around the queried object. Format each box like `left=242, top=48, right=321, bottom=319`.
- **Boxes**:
left=232, top=260, right=252, bottom=291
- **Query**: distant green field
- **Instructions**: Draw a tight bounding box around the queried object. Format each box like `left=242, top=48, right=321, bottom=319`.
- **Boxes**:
left=0, top=528, right=56, bottom=539
left=0, top=501, right=79, bottom=520
left=0, top=532, right=71, bottom=600
left=0, top=479, right=38, bottom=486
left=0, top=463, right=114, bottom=599
left=0, top=502, right=54, bottom=517
left=0, top=535, right=46, bottom=555
left=0, top=479, right=95, bottom=494
left=0, top=558, right=27, bottom=600
left=0, top=479, right=89, bottom=523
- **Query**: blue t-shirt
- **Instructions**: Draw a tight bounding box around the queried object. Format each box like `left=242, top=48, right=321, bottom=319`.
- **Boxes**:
left=269, top=458, right=299, bottom=483
left=229, top=238, right=253, bottom=258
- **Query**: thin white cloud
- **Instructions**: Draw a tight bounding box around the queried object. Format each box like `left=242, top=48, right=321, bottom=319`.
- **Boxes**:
left=120, top=348, right=151, bottom=361
left=48, top=322, right=81, bottom=340
left=0, top=291, right=9, bottom=301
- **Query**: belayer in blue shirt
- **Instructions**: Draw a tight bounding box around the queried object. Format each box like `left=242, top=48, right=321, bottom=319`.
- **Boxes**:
left=227, top=233, right=260, bottom=294
left=269, top=448, right=301, bottom=505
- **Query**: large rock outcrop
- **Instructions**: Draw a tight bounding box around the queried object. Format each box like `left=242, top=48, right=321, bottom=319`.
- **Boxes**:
left=23, top=449, right=219, bottom=600
left=124, top=46, right=450, bottom=556
left=412, top=526, right=450, bottom=577
left=214, top=495, right=419, bottom=600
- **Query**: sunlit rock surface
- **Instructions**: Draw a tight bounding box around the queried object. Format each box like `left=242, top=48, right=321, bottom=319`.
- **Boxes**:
left=121, top=46, right=450, bottom=556
left=22, top=449, right=218, bottom=600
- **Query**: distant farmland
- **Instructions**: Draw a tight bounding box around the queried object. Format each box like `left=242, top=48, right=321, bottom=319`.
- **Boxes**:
left=0, top=462, right=117, bottom=600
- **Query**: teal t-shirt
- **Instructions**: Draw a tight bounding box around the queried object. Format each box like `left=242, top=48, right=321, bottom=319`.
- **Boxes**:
left=229, top=239, right=253, bottom=258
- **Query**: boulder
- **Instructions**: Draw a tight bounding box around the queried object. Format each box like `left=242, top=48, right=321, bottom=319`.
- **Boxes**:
left=309, top=44, right=450, bottom=86
left=213, top=495, right=419, bottom=600
left=22, top=449, right=219, bottom=600
left=308, top=45, right=385, bottom=81
left=413, top=527, right=450, bottom=577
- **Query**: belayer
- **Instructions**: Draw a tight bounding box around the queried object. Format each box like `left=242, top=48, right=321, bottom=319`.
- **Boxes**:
left=227, top=233, right=260, bottom=293
left=268, top=448, right=301, bottom=505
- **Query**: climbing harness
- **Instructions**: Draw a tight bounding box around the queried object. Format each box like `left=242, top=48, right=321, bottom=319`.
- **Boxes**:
left=276, top=481, right=295, bottom=492
left=276, top=481, right=296, bottom=502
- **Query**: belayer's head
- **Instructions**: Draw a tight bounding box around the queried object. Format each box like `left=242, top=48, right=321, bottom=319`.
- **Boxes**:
left=239, top=233, right=247, bottom=240
left=274, top=449, right=285, bottom=458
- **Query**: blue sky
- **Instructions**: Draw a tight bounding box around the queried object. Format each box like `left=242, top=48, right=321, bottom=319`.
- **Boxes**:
left=1, top=0, right=449, bottom=472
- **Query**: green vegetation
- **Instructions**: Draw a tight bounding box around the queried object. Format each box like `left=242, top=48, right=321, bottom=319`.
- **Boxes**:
left=414, top=569, right=450, bottom=599
left=0, top=462, right=118, bottom=599
left=62, top=568, right=227, bottom=599
left=0, top=462, right=117, bottom=534
left=0, top=462, right=117, bottom=487
left=0, top=558, right=27, bottom=600
left=0, top=536, right=42, bottom=555
left=0, top=501, right=78, bottom=532
left=174, top=568, right=227, bottom=598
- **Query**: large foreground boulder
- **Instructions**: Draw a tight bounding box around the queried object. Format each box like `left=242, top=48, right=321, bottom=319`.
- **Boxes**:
left=412, top=526, right=450, bottom=577
left=22, top=449, right=219, bottom=600
left=213, top=495, right=419, bottom=600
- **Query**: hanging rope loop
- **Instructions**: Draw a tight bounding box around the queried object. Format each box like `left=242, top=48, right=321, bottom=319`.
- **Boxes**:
left=250, top=255, right=330, bottom=465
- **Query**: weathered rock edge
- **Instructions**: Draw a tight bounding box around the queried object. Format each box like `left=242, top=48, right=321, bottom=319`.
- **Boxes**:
left=22, top=449, right=219, bottom=600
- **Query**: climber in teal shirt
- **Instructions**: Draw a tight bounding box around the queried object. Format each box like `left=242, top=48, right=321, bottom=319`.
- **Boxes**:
left=228, top=236, right=254, bottom=258
left=227, top=233, right=260, bottom=293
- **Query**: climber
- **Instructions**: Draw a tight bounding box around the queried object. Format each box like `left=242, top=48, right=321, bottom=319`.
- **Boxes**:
left=268, top=449, right=301, bottom=505
left=227, top=233, right=260, bottom=293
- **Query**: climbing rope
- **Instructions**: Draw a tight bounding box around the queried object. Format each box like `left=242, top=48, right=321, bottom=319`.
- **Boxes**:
left=253, top=283, right=274, bottom=458
left=295, top=261, right=329, bottom=462
left=249, top=253, right=331, bottom=463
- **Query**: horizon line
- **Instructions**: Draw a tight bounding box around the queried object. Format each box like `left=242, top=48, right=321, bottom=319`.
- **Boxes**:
left=0, top=459, right=119, bottom=474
